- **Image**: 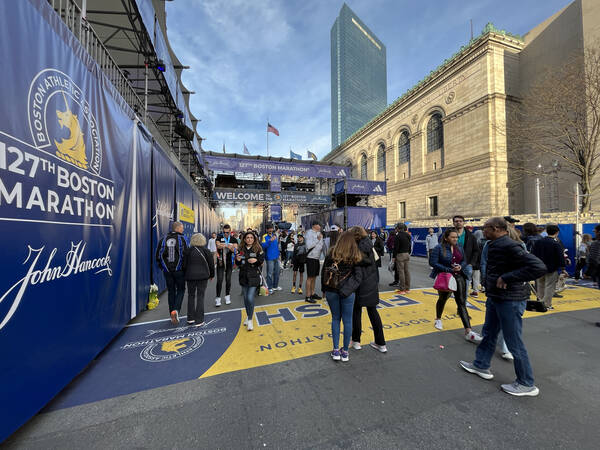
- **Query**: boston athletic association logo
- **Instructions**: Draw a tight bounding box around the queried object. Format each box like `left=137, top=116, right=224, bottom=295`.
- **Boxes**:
left=27, top=68, right=102, bottom=175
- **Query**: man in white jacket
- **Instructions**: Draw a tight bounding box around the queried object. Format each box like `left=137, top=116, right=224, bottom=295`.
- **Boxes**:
left=425, top=226, right=442, bottom=259
left=304, top=221, right=324, bottom=304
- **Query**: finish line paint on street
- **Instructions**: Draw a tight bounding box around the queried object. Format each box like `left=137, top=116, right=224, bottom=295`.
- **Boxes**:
left=48, top=286, right=600, bottom=409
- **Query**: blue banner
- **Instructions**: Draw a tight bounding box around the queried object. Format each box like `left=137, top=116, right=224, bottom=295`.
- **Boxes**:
left=347, top=207, right=387, bottom=229
left=345, top=179, right=387, bottom=195
left=0, top=0, right=134, bottom=440
left=135, top=124, right=153, bottom=314
left=151, top=144, right=176, bottom=293
left=270, top=175, right=281, bottom=192
left=175, top=171, right=195, bottom=240
left=204, top=155, right=350, bottom=178
left=271, top=204, right=282, bottom=222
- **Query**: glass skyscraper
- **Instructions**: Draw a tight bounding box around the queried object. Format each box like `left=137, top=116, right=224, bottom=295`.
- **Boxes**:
left=331, top=3, right=387, bottom=150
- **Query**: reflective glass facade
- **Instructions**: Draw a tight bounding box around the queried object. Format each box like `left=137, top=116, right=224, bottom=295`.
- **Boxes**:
left=331, top=4, right=387, bottom=150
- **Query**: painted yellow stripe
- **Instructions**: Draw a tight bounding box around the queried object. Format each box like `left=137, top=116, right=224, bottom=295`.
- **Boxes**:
left=200, top=287, right=600, bottom=378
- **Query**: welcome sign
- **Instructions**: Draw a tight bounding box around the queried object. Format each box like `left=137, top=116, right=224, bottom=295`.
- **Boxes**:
left=213, top=188, right=331, bottom=205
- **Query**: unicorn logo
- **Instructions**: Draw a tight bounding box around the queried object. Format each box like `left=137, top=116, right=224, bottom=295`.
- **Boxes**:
left=54, top=93, right=88, bottom=170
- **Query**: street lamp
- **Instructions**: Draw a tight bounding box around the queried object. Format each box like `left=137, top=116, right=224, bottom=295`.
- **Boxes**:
left=535, top=163, right=542, bottom=221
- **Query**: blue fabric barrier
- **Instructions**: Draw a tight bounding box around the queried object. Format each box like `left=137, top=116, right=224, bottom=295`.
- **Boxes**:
left=0, top=0, right=134, bottom=440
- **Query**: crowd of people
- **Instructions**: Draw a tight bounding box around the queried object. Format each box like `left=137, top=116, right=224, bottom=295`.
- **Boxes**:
left=155, top=217, right=600, bottom=397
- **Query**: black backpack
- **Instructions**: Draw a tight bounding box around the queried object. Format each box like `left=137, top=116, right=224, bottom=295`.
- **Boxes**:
left=323, top=261, right=350, bottom=290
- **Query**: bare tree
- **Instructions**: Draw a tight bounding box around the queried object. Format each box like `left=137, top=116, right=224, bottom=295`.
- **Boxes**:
left=506, top=47, right=600, bottom=213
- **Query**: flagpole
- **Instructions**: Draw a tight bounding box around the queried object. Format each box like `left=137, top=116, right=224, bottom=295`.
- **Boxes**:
left=266, top=119, right=269, bottom=157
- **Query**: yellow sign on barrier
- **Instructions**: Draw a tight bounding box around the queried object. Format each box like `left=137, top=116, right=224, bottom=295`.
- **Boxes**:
left=201, top=286, right=600, bottom=379
left=178, top=202, right=195, bottom=224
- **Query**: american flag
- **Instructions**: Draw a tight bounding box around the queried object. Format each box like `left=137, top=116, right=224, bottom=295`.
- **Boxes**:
left=267, top=122, right=280, bottom=136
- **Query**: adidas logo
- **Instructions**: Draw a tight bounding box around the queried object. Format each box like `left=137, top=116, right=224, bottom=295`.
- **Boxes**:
left=373, top=185, right=383, bottom=193
left=336, top=169, right=347, bottom=177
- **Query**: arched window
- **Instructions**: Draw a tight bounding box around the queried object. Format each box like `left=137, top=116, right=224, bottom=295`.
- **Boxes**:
left=360, top=154, right=368, bottom=180
left=398, top=131, right=410, bottom=164
left=377, top=144, right=386, bottom=173
left=427, top=113, right=444, bottom=153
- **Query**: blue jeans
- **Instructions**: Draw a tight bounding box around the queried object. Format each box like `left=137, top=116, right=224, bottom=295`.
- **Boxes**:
left=265, top=259, right=279, bottom=289
left=474, top=298, right=535, bottom=387
left=242, top=285, right=257, bottom=319
left=325, top=291, right=355, bottom=351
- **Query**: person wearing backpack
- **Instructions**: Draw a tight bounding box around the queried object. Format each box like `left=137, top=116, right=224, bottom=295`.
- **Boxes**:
left=156, top=221, right=189, bottom=325
left=321, top=231, right=363, bottom=362
left=236, top=231, right=265, bottom=331
left=349, top=226, right=388, bottom=353
left=183, top=233, right=214, bottom=326
left=430, top=228, right=483, bottom=344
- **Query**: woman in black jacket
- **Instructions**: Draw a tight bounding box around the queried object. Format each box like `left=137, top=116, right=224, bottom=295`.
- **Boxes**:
left=370, top=230, right=385, bottom=267
left=235, top=231, right=265, bottom=330
left=349, top=226, right=387, bottom=353
left=184, top=233, right=215, bottom=326
left=321, top=231, right=363, bottom=362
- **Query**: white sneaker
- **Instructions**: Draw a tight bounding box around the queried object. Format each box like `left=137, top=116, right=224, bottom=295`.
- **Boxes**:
left=369, top=342, right=387, bottom=353
left=225, top=295, right=231, bottom=305
left=350, top=341, right=362, bottom=350
left=215, top=297, right=221, bottom=307
left=502, top=352, right=514, bottom=361
left=243, top=318, right=248, bottom=327
left=275, top=286, right=282, bottom=291
left=247, top=317, right=254, bottom=331
left=465, top=331, right=483, bottom=343
left=434, top=319, right=443, bottom=330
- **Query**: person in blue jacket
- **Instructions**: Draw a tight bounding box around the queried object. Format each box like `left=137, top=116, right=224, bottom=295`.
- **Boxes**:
left=261, top=222, right=280, bottom=293
left=156, top=221, right=189, bottom=325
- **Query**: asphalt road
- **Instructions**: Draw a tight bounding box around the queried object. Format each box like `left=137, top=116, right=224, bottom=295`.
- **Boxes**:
left=5, top=257, right=600, bottom=449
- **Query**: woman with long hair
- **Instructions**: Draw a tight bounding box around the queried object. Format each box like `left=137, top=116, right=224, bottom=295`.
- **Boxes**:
left=370, top=230, right=385, bottom=268
left=235, top=231, right=265, bottom=330
left=321, top=231, right=363, bottom=362
left=348, top=226, right=387, bottom=353
left=429, top=228, right=482, bottom=343
left=183, top=233, right=215, bottom=327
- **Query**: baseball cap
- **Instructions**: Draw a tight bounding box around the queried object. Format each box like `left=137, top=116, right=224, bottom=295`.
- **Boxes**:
left=503, top=216, right=520, bottom=223
left=330, top=225, right=339, bottom=231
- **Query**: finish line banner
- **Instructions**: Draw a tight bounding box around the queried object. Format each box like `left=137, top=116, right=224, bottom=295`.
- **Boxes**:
left=204, top=155, right=350, bottom=179
left=335, top=179, right=387, bottom=195
left=213, top=188, right=331, bottom=205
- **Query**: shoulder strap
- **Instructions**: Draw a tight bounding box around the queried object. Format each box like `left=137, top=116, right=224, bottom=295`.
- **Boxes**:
left=196, top=247, right=210, bottom=272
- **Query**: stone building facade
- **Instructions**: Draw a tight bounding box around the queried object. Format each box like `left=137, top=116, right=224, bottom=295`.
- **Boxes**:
left=322, top=0, right=600, bottom=226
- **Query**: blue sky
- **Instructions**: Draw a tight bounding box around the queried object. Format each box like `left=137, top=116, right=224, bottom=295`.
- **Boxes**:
left=165, top=0, right=571, bottom=160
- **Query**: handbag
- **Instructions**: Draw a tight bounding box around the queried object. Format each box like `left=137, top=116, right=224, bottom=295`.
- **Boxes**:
left=323, top=261, right=350, bottom=290
left=372, top=248, right=380, bottom=262
left=387, top=258, right=395, bottom=273
left=434, top=272, right=457, bottom=292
